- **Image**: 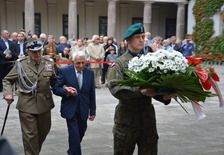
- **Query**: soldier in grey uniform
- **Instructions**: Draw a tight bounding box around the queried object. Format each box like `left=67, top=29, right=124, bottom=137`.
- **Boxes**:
left=3, top=38, right=57, bottom=155
left=107, top=23, right=176, bottom=155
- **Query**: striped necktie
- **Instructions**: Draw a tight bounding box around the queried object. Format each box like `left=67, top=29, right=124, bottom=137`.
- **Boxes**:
left=77, top=72, right=82, bottom=89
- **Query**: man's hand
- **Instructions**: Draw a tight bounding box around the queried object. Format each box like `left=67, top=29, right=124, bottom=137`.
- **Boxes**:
left=141, top=88, right=156, bottom=97
left=89, top=115, right=95, bottom=121
left=6, top=54, right=12, bottom=59
left=64, top=87, right=78, bottom=96
left=5, top=94, right=14, bottom=105
left=163, top=93, right=176, bottom=101
left=97, top=56, right=102, bottom=61
left=18, top=55, right=25, bottom=59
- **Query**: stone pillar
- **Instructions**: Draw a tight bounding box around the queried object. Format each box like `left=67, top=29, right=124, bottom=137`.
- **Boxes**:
left=107, top=0, right=117, bottom=38
left=143, top=1, right=153, bottom=33
left=0, top=0, right=7, bottom=30
left=187, top=0, right=195, bottom=34
left=85, top=2, right=94, bottom=38
left=6, top=0, right=16, bottom=32
left=25, top=0, right=35, bottom=34
left=47, top=0, right=58, bottom=36
left=68, top=0, right=77, bottom=39
left=119, top=3, right=128, bottom=41
left=176, top=3, right=186, bottom=40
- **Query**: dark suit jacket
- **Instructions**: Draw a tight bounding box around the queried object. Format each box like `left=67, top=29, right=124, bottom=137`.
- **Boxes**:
left=14, top=41, right=28, bottom=60
left=0, top=39, right=15, bottom=64
left=53, top=65, right=96, bottom=120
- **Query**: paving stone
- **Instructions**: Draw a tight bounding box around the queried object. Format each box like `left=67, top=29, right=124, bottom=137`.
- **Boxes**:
left=0, top=65, right=223, bottom=155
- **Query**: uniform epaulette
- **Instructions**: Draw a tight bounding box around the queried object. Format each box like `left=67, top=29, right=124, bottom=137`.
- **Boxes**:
left=17, top=57, right=27, bottom=62
left=43, top=57, right=54, bottom=62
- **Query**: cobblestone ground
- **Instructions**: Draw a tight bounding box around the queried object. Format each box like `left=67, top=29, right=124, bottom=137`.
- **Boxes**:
left=0, top=65, right=224, bottom=155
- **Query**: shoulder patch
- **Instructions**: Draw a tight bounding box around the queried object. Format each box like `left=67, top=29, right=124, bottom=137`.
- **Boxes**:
left=17, top=57, right=27, bottom=62
left=111, top=62, right=116, bottom=68
left=43, top=56, right=54, bottom=62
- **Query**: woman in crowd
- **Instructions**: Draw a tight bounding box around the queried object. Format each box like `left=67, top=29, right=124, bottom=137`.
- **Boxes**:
left=117, top=41, right=126, bottom=57
left=58, top=36, right=71, bottom=54
left=102, top=37, right=117, bottom=84
left=181, top=39, right=195, bottom=57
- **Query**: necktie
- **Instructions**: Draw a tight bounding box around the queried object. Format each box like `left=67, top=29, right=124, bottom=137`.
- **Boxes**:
left=50, top=45, right=53, bottom=53
left=35, top=63, right=39, bottom=71
left=77, top=72, right=82, bottom=89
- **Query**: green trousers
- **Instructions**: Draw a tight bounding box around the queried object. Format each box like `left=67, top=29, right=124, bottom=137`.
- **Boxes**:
left=19, top=111, right=51, bottom=155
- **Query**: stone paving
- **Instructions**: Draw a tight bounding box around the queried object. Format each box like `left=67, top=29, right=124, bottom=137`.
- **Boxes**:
left=0, top=65, right=224, bottom=155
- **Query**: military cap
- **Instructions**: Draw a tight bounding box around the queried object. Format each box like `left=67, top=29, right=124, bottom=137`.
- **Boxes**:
left=25, top=38, right=43, bottom=51
left=123, top=23, right=145, bottom=40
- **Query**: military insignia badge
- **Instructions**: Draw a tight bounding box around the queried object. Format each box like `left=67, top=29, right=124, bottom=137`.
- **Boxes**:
left=111, top=62, right=116, bottom=68
left=44, top=64, right=53, bottom=71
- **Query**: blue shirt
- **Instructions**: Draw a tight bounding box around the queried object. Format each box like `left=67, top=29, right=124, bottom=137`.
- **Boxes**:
left=147, top=39, right=154, bottom=45
left=18, top=41, right=24, bottom=56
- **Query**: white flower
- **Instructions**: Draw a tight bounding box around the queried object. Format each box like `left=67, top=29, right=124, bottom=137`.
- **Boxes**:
left=151, top=61, right=159, bottom=68
left=164, top=60, right=173, bottom=66
left=148, top=68, right=155, bottom=73
left=158, top=64, right=165, bottom=70
left=174, top=57, right=182, bottom=65
left=128, top=49, right=188, bottom=74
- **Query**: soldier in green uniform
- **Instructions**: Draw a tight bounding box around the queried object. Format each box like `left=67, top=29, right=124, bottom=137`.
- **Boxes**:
left=3, top=38, right=57, bottom=155
left=107, top=23, right=176, bottom=155
left=43, top=34, right=59, bottom=59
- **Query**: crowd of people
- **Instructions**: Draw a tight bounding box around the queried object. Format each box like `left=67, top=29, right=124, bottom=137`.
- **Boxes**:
left=0, top=29, right=195, bottom=92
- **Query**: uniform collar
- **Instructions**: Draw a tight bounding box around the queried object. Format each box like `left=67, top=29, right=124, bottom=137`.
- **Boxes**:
left=128, top=49, right=138, bottom=57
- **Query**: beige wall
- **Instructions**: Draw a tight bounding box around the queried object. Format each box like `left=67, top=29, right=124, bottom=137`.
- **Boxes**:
left=0, top=0, right=179, bottom=43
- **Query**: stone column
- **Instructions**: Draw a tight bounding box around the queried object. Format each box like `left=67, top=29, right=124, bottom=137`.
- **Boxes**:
left=176, top=3, right=186, bottom=40
left=0, top=0, right=7, bottom=30
left=143, top=1, right=153, bottom=33
left=25, top=0, right=35, bottom=34
left=68, top=0, right=77, bottom=39
left=107, top=0, right=117, bottom=38
left=6, top=0, right=16, bottom=32
left=47, top=0, right=58, bottom=36
left=119, top=4, right=128, bottom=41
left=85, top=2, right=95, bottom=38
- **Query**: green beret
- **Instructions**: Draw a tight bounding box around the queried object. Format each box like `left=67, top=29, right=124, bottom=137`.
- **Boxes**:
left=123, top=23, right=145, bottom=40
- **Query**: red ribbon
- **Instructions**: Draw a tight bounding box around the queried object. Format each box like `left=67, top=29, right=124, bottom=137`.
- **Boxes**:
left=187, top=55, right=224, bottom=58
left=54, top=61, right=113, bottom=64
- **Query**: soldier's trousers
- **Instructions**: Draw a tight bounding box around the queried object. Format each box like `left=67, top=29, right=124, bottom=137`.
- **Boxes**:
left=113, top=124, right=158, bottom=155
left=113, top=102, right=158, bottom=155
left=19, top=111, right=51, bottom=155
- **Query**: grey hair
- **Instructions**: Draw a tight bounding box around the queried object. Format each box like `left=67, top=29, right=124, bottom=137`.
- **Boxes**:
left=92, top=35, right=99, bottom=41
left=40, top=33, right=46, bottom=38
left=1, top=30, right=8, bottom=35
left=145, top=32, right=151, bottom=35
left=72, top=51, right=86, bottom=61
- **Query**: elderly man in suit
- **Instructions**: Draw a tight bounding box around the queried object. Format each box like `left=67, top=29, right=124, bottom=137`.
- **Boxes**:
left=53, top=51, right=96, bottom=155
left=0, top=30, right=15, bottom=92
